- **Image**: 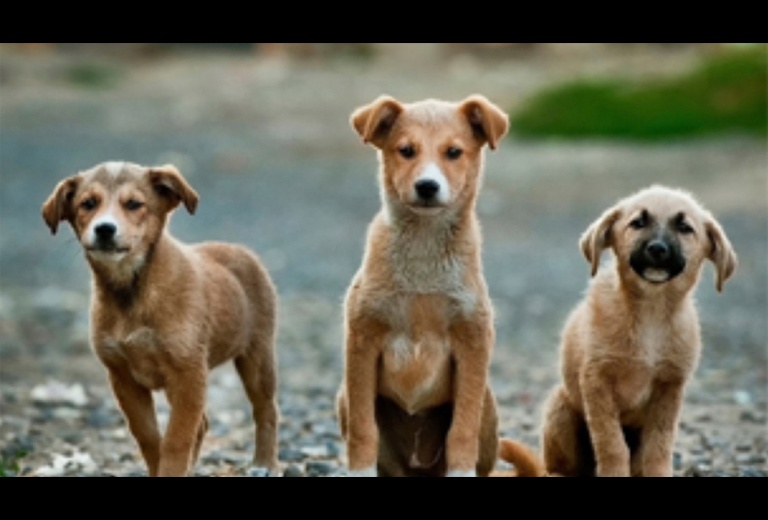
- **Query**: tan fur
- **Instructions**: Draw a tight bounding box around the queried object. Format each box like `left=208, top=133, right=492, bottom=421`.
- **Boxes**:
left=336, top=94, right=536, bottom=476
left=42, top=162, right=280, bottom=476
left=541, top=185, right=737, bottom=477
left=491, top=438, right=547, bottom=477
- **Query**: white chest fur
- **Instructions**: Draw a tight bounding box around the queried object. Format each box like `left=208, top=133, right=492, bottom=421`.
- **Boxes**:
left=380, top=332, right=452, bottom=415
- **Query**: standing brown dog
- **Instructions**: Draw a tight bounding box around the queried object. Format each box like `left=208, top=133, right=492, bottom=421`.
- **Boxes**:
left=541, top=185, right=737, bottom=476
left=335, top=94, right=541, bottom=477
left=42, top=162, right=280, bottom=476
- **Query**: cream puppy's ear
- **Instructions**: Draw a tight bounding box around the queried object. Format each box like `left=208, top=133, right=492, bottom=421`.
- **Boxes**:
left=42, top=175, right=81, bottom=235
left=350, top=95, right=404, bottom=149
left=704, top=216, right=737, bottom=292
left=458, top=94, right=509, bottom=150
left=579, top=206, right=622, bottom=277
left=148, top=164, right=199, bottom=215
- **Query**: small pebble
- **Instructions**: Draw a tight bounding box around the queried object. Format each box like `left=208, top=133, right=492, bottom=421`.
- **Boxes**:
left=300, top=445, right=330, bottom=458
left=733, top=391, right=752, bottom=406
left=245, top=466, right=271, bottom=477
left=85, top=407, right=120, bottom=428
left=305, top=460, right=336, bottom=477
left=283, top=464, right=304, bottom=477
left=673, top=452, right=682, bottom=471
left=739, top=468, right=768, bottom=477
left=735, top=453, right=766, bottom=465
left=739, top=410, right=765, bottom=423
left=279, top=447, right=307, bottom=462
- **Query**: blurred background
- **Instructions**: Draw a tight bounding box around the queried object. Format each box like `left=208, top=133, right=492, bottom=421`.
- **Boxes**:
left=0, top=43, right=766, bottom=476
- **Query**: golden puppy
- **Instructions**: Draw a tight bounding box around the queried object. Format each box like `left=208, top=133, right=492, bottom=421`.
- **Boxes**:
left=541, top=185, right=737, bottom=477
left=42, top=162, right=280, bottom=476
left=335, top=94, right=538, bottom=477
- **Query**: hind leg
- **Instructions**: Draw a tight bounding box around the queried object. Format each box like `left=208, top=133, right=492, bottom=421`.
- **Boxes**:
left=191, top=413, right=209, bottom=466
left=476, top=386, right=499, bottom=477
left=541, top=385, right=592, bottom=476
left=335, top=386, right=348, bottom=441
left=235, top=340, right=279, bottom=473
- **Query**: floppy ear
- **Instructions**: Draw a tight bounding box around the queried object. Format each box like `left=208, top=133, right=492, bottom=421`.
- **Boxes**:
left=459, top=94, right=509, bottom=150
left=148, top=164, right=199, bottom=214
left=705, top=217, right=737, bottom=292
left=350, top=95, right=404, bottom=149
left=41, top=175, right=80, bottom=235
left=579, top=206, right=622, bottom=277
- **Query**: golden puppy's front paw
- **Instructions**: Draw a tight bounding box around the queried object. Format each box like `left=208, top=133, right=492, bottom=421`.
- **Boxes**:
left=642, top=461, right=674, bottom=477
left=347, top=466, right=377, bottom=477
left=596, top=460, right=631, bottom=477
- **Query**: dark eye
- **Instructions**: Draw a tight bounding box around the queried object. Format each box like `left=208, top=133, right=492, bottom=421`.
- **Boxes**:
left=80, top=197, right=98, bottom=211
left=398, top=144, right=416, bottom=159
left=629, top=211, right=648, bottom=229
left=677, top=221, right=694, bottom=234
left=629, top=217, right=645, bottom=229
left=446, top=147, right=463, bottom=160
left=125, top=199, right=144, bottom=211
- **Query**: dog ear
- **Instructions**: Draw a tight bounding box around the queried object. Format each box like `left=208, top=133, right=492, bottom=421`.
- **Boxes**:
left=705, top=217, right=737, bottom=292
left=148, top=164, right=199, bottom=215
left=350, top=95, right=404, bottom=149
left=41, top=175, right=80, bottom=235
left=580, top=206, right=621, bottom=277
left=459, top=95, right=510, bottom=150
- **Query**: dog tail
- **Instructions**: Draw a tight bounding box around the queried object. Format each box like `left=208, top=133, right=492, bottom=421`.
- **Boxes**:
left=491, top=437, right=546, bottom=477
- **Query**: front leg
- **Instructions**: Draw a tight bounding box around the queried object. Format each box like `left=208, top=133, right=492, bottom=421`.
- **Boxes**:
left=343, top=317, right=385, bottom=476
left=107, top=369, right=161, bottom=476
left=446, top=319, right=492, bottom=477
left=158, top=364, right=208, bottom=477
left=635, top=381, right=685, bottom=477
left=581, top=366, right=630, bottom=477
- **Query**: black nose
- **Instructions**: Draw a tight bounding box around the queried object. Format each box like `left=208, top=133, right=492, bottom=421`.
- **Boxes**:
left=94, top=222, right=117, bottom=241
left=415, top=179, right=440, bottom=200
left=646, top=240, right=669, bottom=260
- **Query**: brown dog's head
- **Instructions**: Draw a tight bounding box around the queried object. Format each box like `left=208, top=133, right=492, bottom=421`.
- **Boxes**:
left=42, top=162, right=198, bottom=279
left=350, top=94, right=508, bottom=217
left=580, top=185, right=737, bottom=293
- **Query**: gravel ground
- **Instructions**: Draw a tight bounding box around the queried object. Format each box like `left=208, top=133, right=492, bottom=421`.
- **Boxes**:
left=0, top=45, right=766, bottom=476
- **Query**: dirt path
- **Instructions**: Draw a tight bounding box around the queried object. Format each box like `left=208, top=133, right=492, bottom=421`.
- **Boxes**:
left=1, top=46, right=765, bottom=476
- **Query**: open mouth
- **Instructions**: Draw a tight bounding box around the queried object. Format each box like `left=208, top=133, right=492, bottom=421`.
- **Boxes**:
left=629, top=240, right=686, bottom=285
left=641, top=268, right=674, bottom=284
left=630, top=260, right=686, bottom=284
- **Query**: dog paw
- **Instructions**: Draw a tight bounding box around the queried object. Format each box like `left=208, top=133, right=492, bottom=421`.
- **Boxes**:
left=346, top=466, right=377, bottom=477
left=596, top=466, right=631, bottom=477
left=642, top=464, right=673, bottom=477
left=446, top=469, right=476, bottom=477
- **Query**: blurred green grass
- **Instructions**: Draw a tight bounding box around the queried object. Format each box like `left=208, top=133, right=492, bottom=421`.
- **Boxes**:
left=63, top=62, right=122, bottom=89
left=510, top=45, right=767, bottom=140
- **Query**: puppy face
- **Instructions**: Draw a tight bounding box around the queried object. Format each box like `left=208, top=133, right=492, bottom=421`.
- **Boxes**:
left=42, top=162, right=198, bottom=272
left=581, top=185, right=737, bottom=292
left=351, top=95, right=508, bottom=216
